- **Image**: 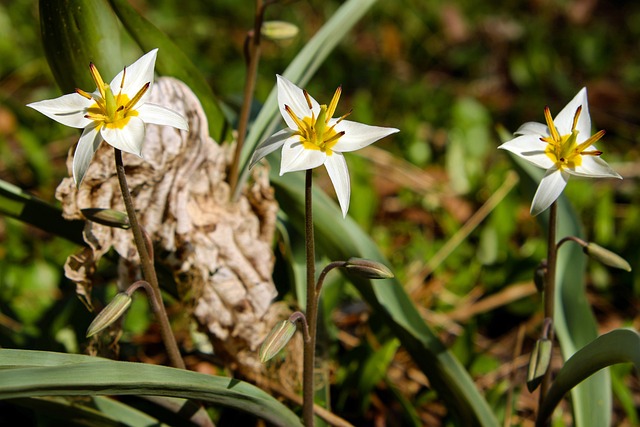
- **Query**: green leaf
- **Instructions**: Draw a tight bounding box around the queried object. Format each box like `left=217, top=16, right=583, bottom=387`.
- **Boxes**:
left=0, top=349, right=303, bottom=427
left=270, top=170, right=500, bottom=427
left=235, top=0, right=380, bottom=196
left=357, top=339, right=400, bottom=412
left=538, top=329, right=640, bottom=425
left=9, top=396, right=165, bottom=427
left=108, top=0, right=229, bottom=142
left=39, top=0, right=123, bottom=93
left=511, top=155, right=612, bottom=426
left=0, top=179, right=85, bottom=246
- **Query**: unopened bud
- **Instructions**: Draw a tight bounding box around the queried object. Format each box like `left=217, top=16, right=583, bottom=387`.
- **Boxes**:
left=584, top=243, right=631, bottom=272
left=259, top=319, right=297, bottom=363
left=344, top=258, right=394, bottom=279
left=261, top=21, right=299, bottom=41
left=81, top=208, right=130, bottom=229
left=527, top=338, right=552, bottom=392
left=86, top=292, right=132, bottom=337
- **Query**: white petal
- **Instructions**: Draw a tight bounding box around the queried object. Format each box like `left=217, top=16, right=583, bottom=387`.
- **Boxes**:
left=331, top=120, right=399, bottom=152
left=112, top=49, right=158, bottom=105
left=137, top=103, right=188, bottom=130
left=72, top=124, right=103, bottom=185
left=554, top=87, right=590, bottom=136
left=569, top=156, right=622, bottom=179
left=498, top=134, right=555, bottom=170
left=515, top=121, right=549, bottom=136
left=27, top=93, right=94, bottom=128
left=249, top=128, right=293, bottom=169
left=100, top=116, right=145, bottom=156
left=277, top=75, right=320, bottom=129
left=324, top=153, right=351, bottom=217
left=280, top=139, right=326, bottom=174
left=530, top=168, right=569, bottom=216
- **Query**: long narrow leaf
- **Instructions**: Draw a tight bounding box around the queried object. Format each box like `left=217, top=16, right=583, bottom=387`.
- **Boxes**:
left=538, top=329, right=640, bottom=425
left=9, top=396, right=165, bottom=427
left=0, top=350, right=302, bottom=427
left=0, top=179, right=85, bottom=245
left=108, top=0, right=229, bottom=142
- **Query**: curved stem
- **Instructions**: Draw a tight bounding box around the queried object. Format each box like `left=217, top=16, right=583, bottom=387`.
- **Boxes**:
left=316, top=261, right=347, bottom=294
left=114, top=149, right=185, bottom=369
left=556, top=235, right=587, bottom=251
left=302, top=169, right=317, bottom=427
left=229, top=0, right=269, bottom=194
left=538, top=201, right=558, bottom=424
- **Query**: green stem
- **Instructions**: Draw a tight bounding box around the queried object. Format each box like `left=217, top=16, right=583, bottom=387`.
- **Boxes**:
left=114, top=149, right=185, bottom=370
left=229, top=0, right=269, bottom=194
left=316, top=261, right=346, bottom=294
left=538, top=201, right=558, bottom=423
left=302, top=169, right=317, bottom=427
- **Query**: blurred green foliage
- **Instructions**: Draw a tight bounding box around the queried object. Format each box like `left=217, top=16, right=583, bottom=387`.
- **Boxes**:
left=0, top=0, right=638, bottom=425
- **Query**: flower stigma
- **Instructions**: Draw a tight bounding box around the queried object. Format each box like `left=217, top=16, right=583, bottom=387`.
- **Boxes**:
left=284, top=86, right=350, bottom=155
left=75, top=63, right=149, bottom=131
left=541, top=105, right=604, bottom=170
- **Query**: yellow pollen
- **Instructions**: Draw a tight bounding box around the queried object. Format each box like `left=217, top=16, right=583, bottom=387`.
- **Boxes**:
left=79, top=63, right=146, bottom=130
left=285, top=85, right=346, bottom=155
left=540, top=105, right=605, bottom=170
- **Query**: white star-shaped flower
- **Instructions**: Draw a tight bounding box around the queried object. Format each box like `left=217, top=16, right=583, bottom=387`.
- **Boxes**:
left=250, top=75, right=399, bottom=217
left=28, top=49, right=188, bottom=185
left=499, top=87, right=621, bottom=216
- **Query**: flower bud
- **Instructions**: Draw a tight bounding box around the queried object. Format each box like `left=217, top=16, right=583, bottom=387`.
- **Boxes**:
left=259, top=319, right=297, bottom=363
left=81, top=208, right=130, bottom=229
left=261, top=21, right=299, bottom=41
left=344, top=258, right=394, bottom=279
left=527, top=338, right=552, bottom=392
left=584, top=243, right=632, bottom=272
left=86, top=292, right=132, bottom=337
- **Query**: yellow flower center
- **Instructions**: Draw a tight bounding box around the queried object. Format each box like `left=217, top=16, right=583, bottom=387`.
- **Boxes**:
left=284, top=86, right=349, bottom=155
left=76, top=63, right=149, bottom=130
left=541, top=105, right=604, bottom=170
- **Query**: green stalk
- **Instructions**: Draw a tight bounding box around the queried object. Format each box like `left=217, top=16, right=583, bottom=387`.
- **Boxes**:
left=302, top=169, right=317, bottom=427
left=538, top=201, right=558, bottom=423
left=114, top=149, right=185, bottom=370
left=229, top=0, right=272, bottom=193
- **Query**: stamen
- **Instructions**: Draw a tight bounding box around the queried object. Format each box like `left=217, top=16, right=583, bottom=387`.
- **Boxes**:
left=326, top=86, right=342, bottom=120
left=302, top=90, right=313, bottom=110
left=581, top=150, right=603, bottom=156
left=284, top=105, right=307, bottom=131
left=75, top=88, right=93, bottom=100
left=124, top=82, right=150, bottom=111
left=89, top=63, right=107, bottom=98
left=576, top=129, right=606, bottom=152
left=571, top=106, right=582, bottom=132
left=544, top=106, right=560, bottom=142
left=120, top=67, right=127, bottom=90
left=323, top=131, right=345, bottom=145
left=116, top=66, right=127, bottom=106
left=335, top=109, right=352, bottom=125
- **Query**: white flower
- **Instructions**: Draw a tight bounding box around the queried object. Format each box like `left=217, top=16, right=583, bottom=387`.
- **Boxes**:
left=499, top=88, right=621, bottom=216
left=27, top=49, right=188, bottom=185
left=250, top=75, right=399, bottom=217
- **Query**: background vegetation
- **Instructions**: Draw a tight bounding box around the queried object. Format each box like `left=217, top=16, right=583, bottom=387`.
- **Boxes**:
left=0, top=0, right=638, bottom=425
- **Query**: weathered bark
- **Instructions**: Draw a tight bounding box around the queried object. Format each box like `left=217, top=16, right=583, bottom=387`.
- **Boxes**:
left=56, top=77, right=301, bottom=376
